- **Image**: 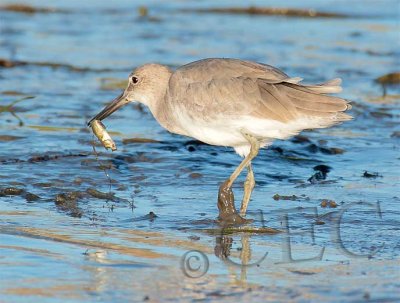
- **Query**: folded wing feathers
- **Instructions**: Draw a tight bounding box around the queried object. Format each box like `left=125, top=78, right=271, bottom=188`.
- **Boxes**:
left=256, top=77, right=352, bottom=124
left=302, top=78, right=343, bottom=94
left=256, top=81, right=298, bottom=122
left=284, top=77, right=303, bottom=84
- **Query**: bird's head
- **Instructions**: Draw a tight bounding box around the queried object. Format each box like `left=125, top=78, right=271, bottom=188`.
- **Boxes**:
left=88, top=63, right=172, bottom=124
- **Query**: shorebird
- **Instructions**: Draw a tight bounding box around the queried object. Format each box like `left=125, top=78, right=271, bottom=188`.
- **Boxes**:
left=89, top=58, right=352, bottom=224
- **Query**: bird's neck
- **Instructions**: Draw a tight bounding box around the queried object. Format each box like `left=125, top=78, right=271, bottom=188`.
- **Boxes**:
left=149, top=94, right=184, bottom=136
left=138, top=69, right=185, bottom=135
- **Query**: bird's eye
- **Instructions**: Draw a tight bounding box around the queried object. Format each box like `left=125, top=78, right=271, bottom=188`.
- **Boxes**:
left=131, top=76, right=139, bottom=84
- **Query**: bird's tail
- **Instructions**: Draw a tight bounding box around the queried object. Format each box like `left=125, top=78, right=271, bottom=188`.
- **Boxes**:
left=280, top=78, right=353, bottom=127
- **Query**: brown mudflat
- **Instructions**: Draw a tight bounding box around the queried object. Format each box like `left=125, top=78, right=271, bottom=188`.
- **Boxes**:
left=181, top=6, right=348, bottom=18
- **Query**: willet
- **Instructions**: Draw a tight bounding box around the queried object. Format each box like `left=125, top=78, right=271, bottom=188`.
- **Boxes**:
left=89, top=58, right=352, bottom=224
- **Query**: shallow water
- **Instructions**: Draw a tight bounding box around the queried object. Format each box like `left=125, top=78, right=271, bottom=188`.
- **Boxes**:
left=1, top=0, right=399, bottom=302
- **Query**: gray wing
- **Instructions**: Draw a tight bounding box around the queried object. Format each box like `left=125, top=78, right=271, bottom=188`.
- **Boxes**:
left=168, top=58, right=351, bottom=123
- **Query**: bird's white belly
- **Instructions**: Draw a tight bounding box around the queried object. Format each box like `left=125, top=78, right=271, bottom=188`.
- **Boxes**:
left=172, top=105, right=322, bottom=156
left=182, top=118, right=247, bottom=147
left=175, top=112, right=280, bottom=146
left=177, top=116, right=276, bottom=157
left=180, top=113, right=315, bottom=139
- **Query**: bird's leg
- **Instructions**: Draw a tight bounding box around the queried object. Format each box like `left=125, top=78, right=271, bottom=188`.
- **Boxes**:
left=218, top=132, right=260, bottom=224
left=240, top=163, right=255, bottom=217
left=239, top=235, right=251, bottom=282
left=226, top=133, right=260, bottom=188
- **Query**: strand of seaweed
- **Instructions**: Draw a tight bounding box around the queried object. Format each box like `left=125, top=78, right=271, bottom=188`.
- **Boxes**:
left=91, top=136, right=112, bottom=196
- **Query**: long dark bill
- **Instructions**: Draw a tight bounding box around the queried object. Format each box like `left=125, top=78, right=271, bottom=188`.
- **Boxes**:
left=87, top=92, right=128, bottom=125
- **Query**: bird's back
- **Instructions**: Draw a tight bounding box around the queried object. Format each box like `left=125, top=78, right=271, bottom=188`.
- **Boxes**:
left=172, top=58, right=291, bottom=84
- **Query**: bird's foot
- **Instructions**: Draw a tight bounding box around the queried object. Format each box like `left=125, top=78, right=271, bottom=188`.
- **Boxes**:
left=217, top=213, right=253, bottom=226
left=217, top=180, right=253, bottom=225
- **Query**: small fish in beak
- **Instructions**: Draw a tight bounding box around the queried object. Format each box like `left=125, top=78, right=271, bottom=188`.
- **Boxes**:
left=90, top=120, right=117, bottom=151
